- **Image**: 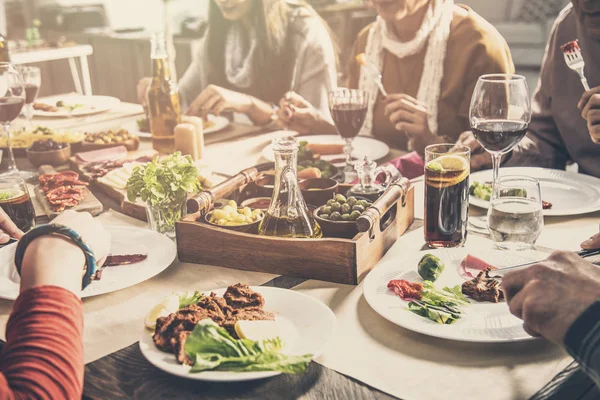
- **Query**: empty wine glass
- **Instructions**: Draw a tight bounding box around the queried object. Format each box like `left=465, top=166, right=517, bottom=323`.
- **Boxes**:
left=328, top=88, right=368, bottom=183
left=469, top=74, right=532, bottom=189
left=0, top=62, right=32, bottom=178
left=16, top=66, right=41, bottom=128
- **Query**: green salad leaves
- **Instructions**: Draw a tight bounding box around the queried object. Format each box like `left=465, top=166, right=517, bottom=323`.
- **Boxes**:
left=178, top=291, right=204, bottom=309
left=127, top=152, right=201, bottom=234
left=184, top=320, right=312, bottom=374
left=408, top=282, right=469, bottom=325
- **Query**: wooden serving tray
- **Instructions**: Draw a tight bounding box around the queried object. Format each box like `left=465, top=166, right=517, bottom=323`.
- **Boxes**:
left=177, top=184, right=414, bottom=285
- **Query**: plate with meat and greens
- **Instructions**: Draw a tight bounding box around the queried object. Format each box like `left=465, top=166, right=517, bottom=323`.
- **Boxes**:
left=139, top=284, right=335, bottom=381
left=363, top=249, right=541, bottom=343
left=0, top=226, right=177, bottom=300
left=469, top=167, right=600, bottom=216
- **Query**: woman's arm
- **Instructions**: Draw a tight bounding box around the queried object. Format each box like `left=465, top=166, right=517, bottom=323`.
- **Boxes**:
left=0, top=211, right=110, bottom=400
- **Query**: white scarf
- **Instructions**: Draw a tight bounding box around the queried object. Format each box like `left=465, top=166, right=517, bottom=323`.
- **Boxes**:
left=359, top=0, right=454, bottom=137
left=225, top=23, right=258, bottom=89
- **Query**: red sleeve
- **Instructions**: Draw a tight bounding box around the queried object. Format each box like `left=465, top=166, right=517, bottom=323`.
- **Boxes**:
left=0, top=286, right=84, bottom=400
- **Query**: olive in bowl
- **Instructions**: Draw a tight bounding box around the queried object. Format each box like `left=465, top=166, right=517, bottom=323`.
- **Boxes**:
left=313, top=194, right=371, bottom=239
left=205, top=200, right=264, bottom=233
left=26, top=139, right=71, bottom=167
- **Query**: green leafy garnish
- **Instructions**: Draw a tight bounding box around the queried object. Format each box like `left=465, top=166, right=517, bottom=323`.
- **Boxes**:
left=469, top=182, right=492, bottom=201
left=178, top=291, right=204, bottom=308
left=127, top=152, right=201, bottom=233
left=408, top=282, right=469, bottom=324
left=184, top=320, right=312, bottom=374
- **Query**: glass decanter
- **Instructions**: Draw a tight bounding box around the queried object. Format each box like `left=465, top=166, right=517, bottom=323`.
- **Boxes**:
left=258, top=136, right=322, bottom=238
left=347, top=157, right=395, bottom=202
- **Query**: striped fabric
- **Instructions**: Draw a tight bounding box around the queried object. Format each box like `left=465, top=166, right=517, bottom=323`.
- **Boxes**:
left=565, top=300, right=600, bottom=387
left=516, top=0, right=566, bottom=23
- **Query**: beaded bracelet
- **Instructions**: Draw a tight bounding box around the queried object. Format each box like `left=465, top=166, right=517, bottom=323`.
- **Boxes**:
left=14, top=224, right=97, bottom=290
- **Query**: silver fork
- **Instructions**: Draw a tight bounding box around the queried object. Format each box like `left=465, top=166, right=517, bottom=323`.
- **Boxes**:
left=562, top=40, right=591, bottom=91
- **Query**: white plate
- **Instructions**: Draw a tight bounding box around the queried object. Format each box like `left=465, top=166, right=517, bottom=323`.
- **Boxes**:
left=139, top=286, right=336, bottom=381
left=33, top=95, right=121, bottom=118
left=122, top=114, right=230, bottom=138
left=364, top=249, right=537, bottom=343
left=470, top=167, right=600, bottom=216
left=0, top=226, right=176, bottom=300
left=261, top=135, right=390, bottom=163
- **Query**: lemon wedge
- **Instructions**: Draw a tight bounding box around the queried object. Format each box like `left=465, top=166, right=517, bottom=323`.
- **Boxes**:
left=144, top=295, right=180, bottom=329
left=235, top=320, right=282, bottom=342
left=430, top=154, right=468, bottom=171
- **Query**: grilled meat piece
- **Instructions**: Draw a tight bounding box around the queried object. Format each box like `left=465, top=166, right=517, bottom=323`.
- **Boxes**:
left=153, top=305, right=213, bottom=352
left=224, top=283, right=265, bottom=309
left=462, top=268, right=504, bottom=303
left=175, top=331, right=193, bottom=365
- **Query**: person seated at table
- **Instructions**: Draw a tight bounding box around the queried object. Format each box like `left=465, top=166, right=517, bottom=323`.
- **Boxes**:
left=457, top=0, right=600, bottom=178
left=277, top=0, right=514, bottom=154
left=503, top=232, right=600, bottom=386
left=137, top=0, right=337, bottom=126
left=0, top=210, right=110, bottom=399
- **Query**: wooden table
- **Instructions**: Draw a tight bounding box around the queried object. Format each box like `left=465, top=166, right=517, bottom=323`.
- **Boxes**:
left=5, top=111, right=598, bottom=400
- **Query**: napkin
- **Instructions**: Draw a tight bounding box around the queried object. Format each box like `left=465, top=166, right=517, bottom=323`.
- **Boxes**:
left=386, top=151, right=424, bottom=180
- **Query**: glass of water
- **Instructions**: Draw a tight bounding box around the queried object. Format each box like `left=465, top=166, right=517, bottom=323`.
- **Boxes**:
left=487, top=176, right=543, bottom=250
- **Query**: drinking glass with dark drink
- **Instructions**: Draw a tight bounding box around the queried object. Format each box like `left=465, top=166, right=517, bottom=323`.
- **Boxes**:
left=469, top=74, right=531, bottom=188
left=0, top=177, right=35, bottom=233
left=424, top=144, right=470, bottom=248
left=0, top=62, right=31, bottom=178
left=328, top=88, right=368, bottom=183
left=16, top=66, right=41, bottom=128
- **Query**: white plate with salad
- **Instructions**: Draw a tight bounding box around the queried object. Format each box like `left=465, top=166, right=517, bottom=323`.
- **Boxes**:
left=139, top=286, right=335, bottom=382
left=0, top=226, right=177, bottom=300
left=33, top=95, right=121, bottom=118
left=364, top=249, right=539, bottom=343
left=469, top=167, right=600, bottom=216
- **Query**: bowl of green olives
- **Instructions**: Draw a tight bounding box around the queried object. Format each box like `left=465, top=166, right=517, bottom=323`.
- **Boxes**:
left=205, top=200, right=264, bottom=233
left=313, top=194, right=372, bottom=239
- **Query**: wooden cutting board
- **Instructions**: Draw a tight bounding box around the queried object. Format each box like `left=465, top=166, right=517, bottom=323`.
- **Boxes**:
left=35, top=165, right=104, bottom=218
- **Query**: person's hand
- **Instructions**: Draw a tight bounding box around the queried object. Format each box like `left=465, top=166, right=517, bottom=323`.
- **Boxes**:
left=20, top=211, right=111, bottom=294
left=454, top=131, right=492, bottom=171
left=383, top=94, right=436, bottom=154
left=581, top=232, right=600, bottom=249
left=578, top=86, right=600, bottom=144
left=186, top=85, right=253, bottom=118
left=276, top=91, right=336, bottom=135
left=0, top=208, right=24, bottom=244
left=137, top=77, right=152, bottom=106
left=502, top=251, right=600, bottom=344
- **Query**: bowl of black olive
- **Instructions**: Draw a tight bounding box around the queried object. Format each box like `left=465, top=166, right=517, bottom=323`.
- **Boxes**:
left=313, top=194, right=372, bottom=239
left=26, top=139, right=71, bottom=167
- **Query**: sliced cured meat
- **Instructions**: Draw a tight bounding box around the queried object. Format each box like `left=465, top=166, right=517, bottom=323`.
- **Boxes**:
left=103, top=254, right=148, bottom=267
left=387, top=280, right=423, bottom=300
left=542, top=200, right=553, bottom=210
left=39, top=172, right=88, bottom=212
left=76, top=145, right=128, bottom=164
left=459, top=254, right=496, bottom=279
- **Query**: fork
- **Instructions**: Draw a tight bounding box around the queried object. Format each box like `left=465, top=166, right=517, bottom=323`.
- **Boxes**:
left=562, top=40, right=591, bottom=91
left=356, top=53, right=388, bottom=98
left=493, top=247, right=600, bottom=276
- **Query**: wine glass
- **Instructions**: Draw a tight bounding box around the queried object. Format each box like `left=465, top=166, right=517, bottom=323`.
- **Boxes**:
left=0, top=62, right=31, bottom=178
left=16, top=66, right=41, bottom=128
left=328, top=88, right=369, bottom=183
left=469, top=74, right=531, bottom=189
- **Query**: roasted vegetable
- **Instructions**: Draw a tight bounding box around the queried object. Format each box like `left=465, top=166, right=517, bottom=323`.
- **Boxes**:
left=418, top=254, right=445, bottom=282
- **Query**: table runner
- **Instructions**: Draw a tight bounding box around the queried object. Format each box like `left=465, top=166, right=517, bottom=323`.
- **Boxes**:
left=293, top=228, right=577, bottom=400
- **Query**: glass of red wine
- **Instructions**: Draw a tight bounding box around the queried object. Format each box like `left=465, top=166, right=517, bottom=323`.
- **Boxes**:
left=0, top=62, right=29, bottom=178
left=469, top=74, right=531, bottom=189
left=328, top=88, right=368, bottom=183
left=16, top=66, right=41, bottom=128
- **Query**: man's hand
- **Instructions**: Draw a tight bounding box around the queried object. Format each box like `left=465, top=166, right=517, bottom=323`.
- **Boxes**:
left=578, top=86, right=600, bottom=144
left=384, top=94, right=436, bottom=154
left=454, top=131, right=492, bottom=171
left=502, top=251, right=600, bottom=344
left=186, top=85, right=253, bottom=118
left=0, top=208, right=23, bottom=244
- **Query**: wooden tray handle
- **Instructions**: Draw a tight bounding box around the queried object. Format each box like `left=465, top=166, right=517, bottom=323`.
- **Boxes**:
left=356, top=177, right=411, bottom=233
left=187, top=167, right=260, bottom=214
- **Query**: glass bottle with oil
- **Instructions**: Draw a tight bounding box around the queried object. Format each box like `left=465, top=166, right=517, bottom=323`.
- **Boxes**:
left=146, top=32, right=181, bottom=154
left=258, top=136, right=322, bottom=238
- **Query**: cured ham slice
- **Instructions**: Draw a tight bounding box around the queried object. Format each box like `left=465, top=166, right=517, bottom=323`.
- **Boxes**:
left=76, top=145, right=128, bottom=164
left=459, top=254, right=496, bottom=279
left=38, top=171, right=88, bottom=212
